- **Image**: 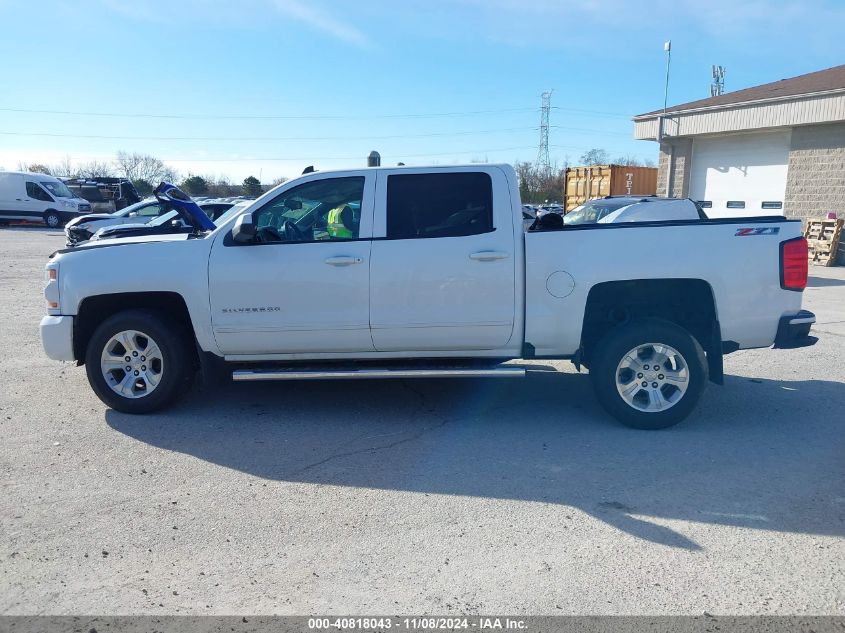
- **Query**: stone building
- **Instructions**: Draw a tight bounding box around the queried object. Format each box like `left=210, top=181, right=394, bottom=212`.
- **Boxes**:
left=633, top=64, right=845, bottom=220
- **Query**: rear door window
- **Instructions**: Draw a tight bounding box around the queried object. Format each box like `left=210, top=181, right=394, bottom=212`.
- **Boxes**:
left=386, top=172, right=493, bottom=239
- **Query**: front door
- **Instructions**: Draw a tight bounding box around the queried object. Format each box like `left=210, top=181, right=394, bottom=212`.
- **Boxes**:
left=208, top=173, right=375, bottom=356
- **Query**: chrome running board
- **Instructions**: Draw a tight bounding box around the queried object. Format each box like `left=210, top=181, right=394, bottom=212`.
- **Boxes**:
left=232, top=366, right=526, bottom=382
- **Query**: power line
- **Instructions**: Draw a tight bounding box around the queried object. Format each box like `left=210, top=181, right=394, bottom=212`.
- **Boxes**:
left=158, top=145, right=542, bottom=162
left=551, top=106, right=630, bottom=119
left=0, top=105, right=631, bottom=121
left=0, top=123, right=631, bottom=143
left=0, top=106, right=539, bottom=121
left=0, top=126, right=539, bottom=142
left=142, top=142, right=624, bottom=162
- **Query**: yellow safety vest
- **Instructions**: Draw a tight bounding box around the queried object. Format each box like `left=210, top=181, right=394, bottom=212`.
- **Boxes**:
left=327, top=206, right=353, bottom=239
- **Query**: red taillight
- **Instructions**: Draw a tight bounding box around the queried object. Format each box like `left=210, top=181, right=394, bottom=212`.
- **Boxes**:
left=780, top=237, right=808, bottom=291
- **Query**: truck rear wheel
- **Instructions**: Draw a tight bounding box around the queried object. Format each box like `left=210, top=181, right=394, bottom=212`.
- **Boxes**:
left=85, top=310, right=194, bottom=414
left=590, top=318, right=708, bottom=429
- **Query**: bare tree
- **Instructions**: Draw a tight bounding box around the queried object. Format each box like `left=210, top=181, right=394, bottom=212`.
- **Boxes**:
left=17, top=161, right=51, bottom=174
left=578, top=148, right=610, bottom=165
left=115, top=151, right=179, bottom=185
left=50, top=156, right=77, bottom=178
left=77, top=160, right=115, bottom=179
left=514, top=160, right=567, bottom=204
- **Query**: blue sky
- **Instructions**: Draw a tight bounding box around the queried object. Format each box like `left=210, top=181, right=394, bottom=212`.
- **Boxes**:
left=1, top=0, right=843, bottom=182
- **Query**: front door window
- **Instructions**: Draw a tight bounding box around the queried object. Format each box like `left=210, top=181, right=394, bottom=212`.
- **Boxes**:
left=253, top=177, right=365, bottom=243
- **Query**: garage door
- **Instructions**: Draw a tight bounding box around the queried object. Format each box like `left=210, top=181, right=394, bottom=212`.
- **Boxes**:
left=688, top=129, right=791, bottom=218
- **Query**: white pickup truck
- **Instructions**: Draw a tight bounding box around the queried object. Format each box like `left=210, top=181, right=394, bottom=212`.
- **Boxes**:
left=40, top=164, right=816, bottom=429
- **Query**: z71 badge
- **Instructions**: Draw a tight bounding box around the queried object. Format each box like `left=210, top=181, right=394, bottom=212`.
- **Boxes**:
left=735, top=227, right=780, bottom=236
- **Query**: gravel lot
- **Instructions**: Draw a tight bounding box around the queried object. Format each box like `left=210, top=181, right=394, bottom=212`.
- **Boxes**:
left=1, top=226, right=843, bottom=615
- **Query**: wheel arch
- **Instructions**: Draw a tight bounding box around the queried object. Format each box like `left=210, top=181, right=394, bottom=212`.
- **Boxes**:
left=580, top=278, right=724, bottom=384
left=73, top=291, right=196, bottom=366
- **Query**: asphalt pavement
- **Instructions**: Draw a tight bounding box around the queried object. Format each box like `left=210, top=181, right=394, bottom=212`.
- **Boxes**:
left=1, top=226, right=843, bottom=615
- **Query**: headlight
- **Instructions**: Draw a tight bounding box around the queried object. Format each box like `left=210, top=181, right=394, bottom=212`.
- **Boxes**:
left=44, top=264, right=61, bottom=314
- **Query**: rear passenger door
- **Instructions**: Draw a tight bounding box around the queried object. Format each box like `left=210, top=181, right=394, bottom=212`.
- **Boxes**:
left=369, top=168, right=517, bottom=352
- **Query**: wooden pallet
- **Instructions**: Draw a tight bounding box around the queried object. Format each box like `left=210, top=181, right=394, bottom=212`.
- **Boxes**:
left=804, top=218, right=843, bottom=266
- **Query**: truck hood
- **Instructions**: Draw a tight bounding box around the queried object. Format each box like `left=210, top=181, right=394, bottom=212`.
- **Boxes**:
left=80, top=232, right=192, bottom=246
left=53, top=232, right=194, bottom=256
left=65, top=212, right=119, bottom=228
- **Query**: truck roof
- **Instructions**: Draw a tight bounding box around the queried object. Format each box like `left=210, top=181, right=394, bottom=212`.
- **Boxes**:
left=295, top=163, right=513, bottom=176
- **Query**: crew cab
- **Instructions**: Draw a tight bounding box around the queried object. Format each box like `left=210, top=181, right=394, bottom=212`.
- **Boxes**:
left=40, top=165, right=815, bottom=429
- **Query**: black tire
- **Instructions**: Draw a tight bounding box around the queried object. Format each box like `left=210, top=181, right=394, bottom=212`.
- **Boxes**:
left=43, top=210, right=62, bottom=228
left=590, top=318, right=708, bottom=429
left=85, top=310, right=195, bottom=414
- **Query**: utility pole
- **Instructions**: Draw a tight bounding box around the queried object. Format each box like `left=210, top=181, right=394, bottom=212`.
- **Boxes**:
left=536, top=90, right=552, bottom=174
left=662, top=40, right=673, bottom=197
left=663, top=40, right=672, bottom=114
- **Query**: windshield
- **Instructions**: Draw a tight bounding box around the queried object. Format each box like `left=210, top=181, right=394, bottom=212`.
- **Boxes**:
left=563, top=199, right=634, bottom=225
left=213, top=203, right=252, bottom=227
left=40, top=181, right=74, bottom=198
left=114, top=199, right=156, bottom=217
left=148, top=210, right=180, bottom=227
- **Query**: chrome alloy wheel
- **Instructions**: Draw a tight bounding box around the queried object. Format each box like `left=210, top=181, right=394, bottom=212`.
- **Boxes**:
left=100, top=330, right=164, bottom=399
left=615, top=343, right=689, bottom=412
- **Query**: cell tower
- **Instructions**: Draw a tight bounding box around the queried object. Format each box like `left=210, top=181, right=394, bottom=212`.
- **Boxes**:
left=711, top=65, right=726, bottom=97
left=537, top=90, right=552, bottom=173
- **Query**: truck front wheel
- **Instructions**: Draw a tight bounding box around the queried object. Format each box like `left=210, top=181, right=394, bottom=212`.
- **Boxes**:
left=590, top=318, right=708, bottom=429
left=85, top=310, right=194, bottom=414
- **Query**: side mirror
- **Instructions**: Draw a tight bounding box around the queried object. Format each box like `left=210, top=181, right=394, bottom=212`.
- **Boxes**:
left=232, top=212, right=257, bottom=243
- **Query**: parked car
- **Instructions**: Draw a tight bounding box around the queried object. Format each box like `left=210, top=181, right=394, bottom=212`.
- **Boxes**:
left=539, top=204, right=564, bottom=215
left=0, top=171, right=92, bottom=228
left=40, top=164, right=815, bottom=429
left=64, top=198, right=173, bottom=245
left=90, top=200, right=245, bottom=243
left=563, top=196, right=705, bottom=225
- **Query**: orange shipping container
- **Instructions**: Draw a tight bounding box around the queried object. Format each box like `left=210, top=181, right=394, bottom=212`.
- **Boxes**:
left=564, top=165, right=658, bottom=212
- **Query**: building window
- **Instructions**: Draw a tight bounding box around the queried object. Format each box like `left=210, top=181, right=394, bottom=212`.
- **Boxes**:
left=726, top=201, right=746, bottom=209
left=761, top=201, right=783, bottom=210
left=697, top=200, right=712, bottom=208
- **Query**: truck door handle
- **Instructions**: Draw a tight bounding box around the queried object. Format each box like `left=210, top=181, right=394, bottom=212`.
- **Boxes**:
left=324, top=256, right=362, bottom=266
left=469, top=251, right=509, bottom=261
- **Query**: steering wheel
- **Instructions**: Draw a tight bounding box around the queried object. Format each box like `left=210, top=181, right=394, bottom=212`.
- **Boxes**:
left=256, top=226, right=284, bottom=243
left=281, top=220, right=307, bottom=242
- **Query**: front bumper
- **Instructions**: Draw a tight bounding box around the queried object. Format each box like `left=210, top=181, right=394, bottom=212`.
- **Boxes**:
left=773, top=310, right=817, bottom=349
left=40, top=315, right=75, bottom=361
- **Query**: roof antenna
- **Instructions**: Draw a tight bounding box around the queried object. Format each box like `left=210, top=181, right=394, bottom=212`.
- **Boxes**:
left=302, top=166, right=315, bottom=174
left=711, top=65, right=726, bottom=97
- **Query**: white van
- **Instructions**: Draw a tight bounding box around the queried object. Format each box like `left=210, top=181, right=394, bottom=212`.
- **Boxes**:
left=0, top=172, right=92, bottom=228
